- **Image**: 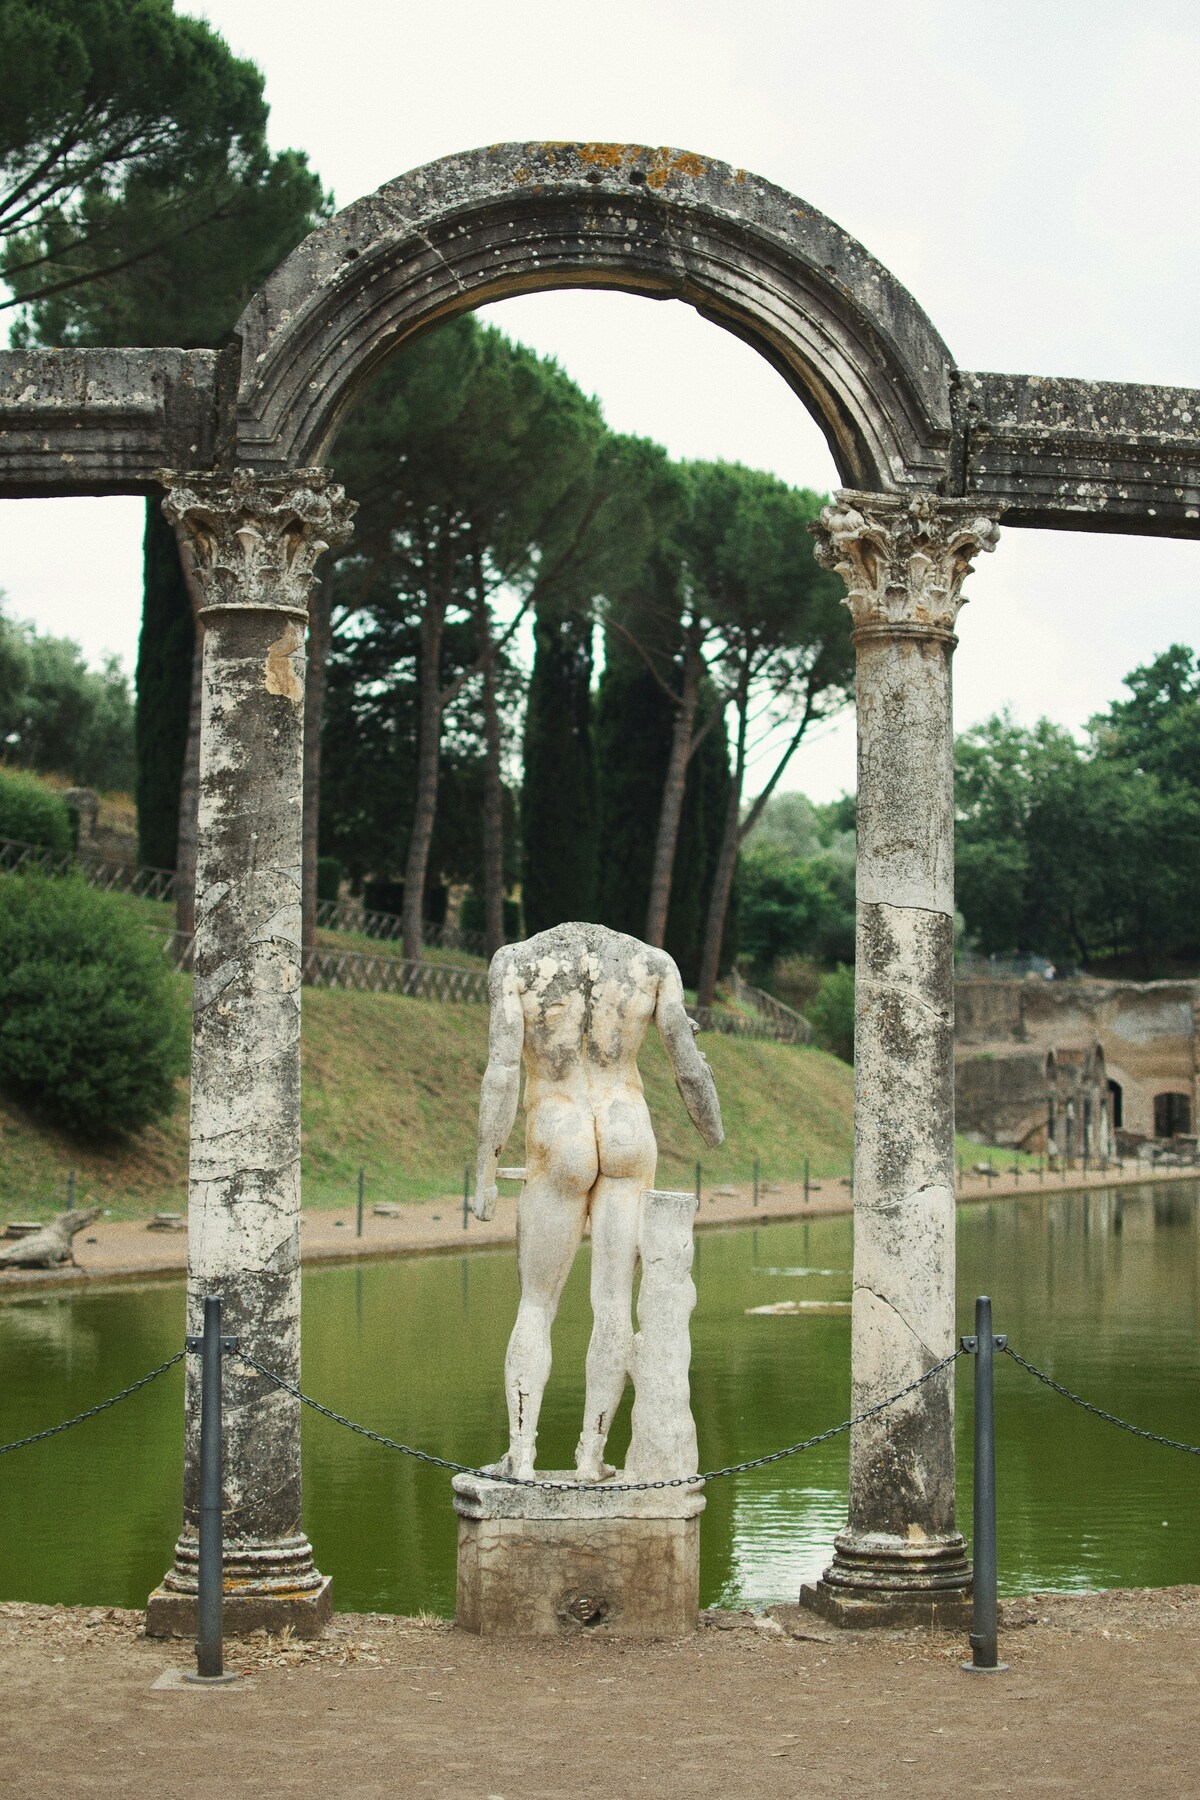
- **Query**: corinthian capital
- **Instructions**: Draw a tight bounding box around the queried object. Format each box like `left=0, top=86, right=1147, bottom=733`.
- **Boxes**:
left=811, top=491, right=1001, bottom=643
left=158, top=467, right=356, bottom=617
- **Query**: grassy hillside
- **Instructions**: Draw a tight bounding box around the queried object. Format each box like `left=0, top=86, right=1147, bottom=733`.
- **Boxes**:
left=0, top=986, right=857, bottom=1221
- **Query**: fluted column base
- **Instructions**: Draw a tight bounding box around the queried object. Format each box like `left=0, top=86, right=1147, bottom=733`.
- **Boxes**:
left=145, top=1530, right=332, bottom=1640
left=801, top=1530, right=972, bottom=1631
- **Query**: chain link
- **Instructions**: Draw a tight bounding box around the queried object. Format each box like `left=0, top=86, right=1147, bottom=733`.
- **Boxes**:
left=233, top=1345, right=963, bottom=1492
left=1002, top=1345, right=1200, bottom=1456
left=0, top=1350, right=184, bottom=1456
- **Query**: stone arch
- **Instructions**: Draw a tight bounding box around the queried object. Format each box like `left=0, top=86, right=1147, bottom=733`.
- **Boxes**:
left=231, top=142, right=955, bottom=492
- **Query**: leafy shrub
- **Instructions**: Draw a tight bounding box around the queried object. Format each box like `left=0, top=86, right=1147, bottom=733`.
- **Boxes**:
left=0, top=875, right=189, bottom=1136
left=0, top=768, right=72, bottom=855
left=316, top=856, right=343, bottom=903
left=460, top=890, right=522, bottom=940
left=809, top=964, right=855, bottom=1064
left=771, top=954, right=822, bottom=1013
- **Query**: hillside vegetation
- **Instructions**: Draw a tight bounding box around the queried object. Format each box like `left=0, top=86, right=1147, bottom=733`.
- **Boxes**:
left=0, top=985, right=856, bottom=1221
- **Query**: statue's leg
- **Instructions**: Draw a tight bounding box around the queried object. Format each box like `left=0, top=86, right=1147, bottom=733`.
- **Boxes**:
left=493, top=1125, right=594, bottom=1479
left=576, top=1174, right=644, bottom=1480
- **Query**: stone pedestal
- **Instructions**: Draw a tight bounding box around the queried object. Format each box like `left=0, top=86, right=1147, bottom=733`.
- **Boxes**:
left=800, top=1536, right=972, bottom=1631
left=453, top=1474, right=704, bottom=1638
left=146, top=1555, right=332, bottom=1640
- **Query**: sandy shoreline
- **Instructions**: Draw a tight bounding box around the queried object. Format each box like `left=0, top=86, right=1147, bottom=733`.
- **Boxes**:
left=1, top=1161, right=1194, bottom=1296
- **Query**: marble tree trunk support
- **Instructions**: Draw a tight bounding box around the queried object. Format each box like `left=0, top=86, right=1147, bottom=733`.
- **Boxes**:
left=146, top=469, right=355, bottom=1642
left=803, top=492, right=1000, bottom=1630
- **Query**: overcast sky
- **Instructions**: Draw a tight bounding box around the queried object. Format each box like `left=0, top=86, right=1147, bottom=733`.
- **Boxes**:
left=1, top=0, right=1196, bottom=800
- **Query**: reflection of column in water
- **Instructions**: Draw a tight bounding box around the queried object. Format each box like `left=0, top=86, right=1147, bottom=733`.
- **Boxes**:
left=1046, top=1200, right=1056, bottom=1305
left=802, top=1220, right=810, bottom=1258
left=355, top=1265, right=363, bottom=1328
left=461, top=1256, right=469, bottom=1317
left=752, top=1230, right=759, bottom=1265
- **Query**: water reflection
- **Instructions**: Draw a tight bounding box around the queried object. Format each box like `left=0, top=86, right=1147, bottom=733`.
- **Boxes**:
left=0, top=1182, right=1196, bottom=1613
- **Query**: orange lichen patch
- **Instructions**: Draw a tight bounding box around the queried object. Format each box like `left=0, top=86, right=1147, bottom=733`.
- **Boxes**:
left=575, top=143, right=628, bottom=170
left=644, top=148, right=708, bottom=190
left=734, top=169, right=747, bottom=184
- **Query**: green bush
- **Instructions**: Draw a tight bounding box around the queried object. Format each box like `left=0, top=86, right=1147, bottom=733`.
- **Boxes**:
left=459, top=890, right=522, bottom=941
left=809, top=964, right=855, bottom=1064
left=316, top=855, right=343, bottom=903
left=0, top=875, right=189, bottom=1136
left=0, top=769, right=73, bottom=855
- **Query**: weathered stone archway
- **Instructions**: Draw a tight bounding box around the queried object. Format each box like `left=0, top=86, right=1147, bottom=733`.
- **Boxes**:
left=229, top=142, right=955, bottom=494
left=1, top=142, right=1197, bottom=1637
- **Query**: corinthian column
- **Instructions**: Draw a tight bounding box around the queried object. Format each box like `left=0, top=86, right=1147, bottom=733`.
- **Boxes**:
left=802, top=491, right=1000, bottom=1629
left=146, top=469, right=355, bottom=1640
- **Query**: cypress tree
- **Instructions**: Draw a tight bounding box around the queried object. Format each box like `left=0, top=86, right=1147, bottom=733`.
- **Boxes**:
left=521, top=603, right=597, bottom=934
left=135, top=501, right=193, bottom=869
left=594, top=648, right=673, bottom=936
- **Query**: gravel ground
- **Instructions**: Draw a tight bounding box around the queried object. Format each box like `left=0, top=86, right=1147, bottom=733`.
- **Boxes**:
left=2, top=1587, right=1197, bottom=1798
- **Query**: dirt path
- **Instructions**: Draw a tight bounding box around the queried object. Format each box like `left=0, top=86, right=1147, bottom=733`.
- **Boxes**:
left=1, top=1588, right=1196, bottom=1798
left=1, top=1163, right=1193, bottom=1296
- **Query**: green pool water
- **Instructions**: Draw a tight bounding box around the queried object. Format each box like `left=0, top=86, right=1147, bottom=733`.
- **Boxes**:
left=1, top=1182, right=1197, bottom=1615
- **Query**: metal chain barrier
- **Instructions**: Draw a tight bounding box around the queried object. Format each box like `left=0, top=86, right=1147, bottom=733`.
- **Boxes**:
left=233, top=1344, right=963, bottom=1492
left=0, top=1350, right=184, bottom=1456
left=1001, top=1345, right=1200, bottom=1456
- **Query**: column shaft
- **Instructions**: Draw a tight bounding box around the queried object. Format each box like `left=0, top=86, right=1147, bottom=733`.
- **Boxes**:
left=803, top=492, right=999, bottom=1628
left=146, top=469, right=354, bottom=1640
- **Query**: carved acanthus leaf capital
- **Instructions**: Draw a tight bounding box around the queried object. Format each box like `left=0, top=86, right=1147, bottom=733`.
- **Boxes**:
left=158, top=467, right=356, bottom=618
left=811, top=491, right=1001, bottom=643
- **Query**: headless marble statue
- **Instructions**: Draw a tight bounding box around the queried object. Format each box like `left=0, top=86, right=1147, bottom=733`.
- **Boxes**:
left=473, top=922, right=724, bottom=1481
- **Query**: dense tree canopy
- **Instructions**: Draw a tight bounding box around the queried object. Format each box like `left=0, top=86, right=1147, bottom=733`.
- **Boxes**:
left=0, top=603, right=134, bottom=792
left=1, top=0, right=326, bottom=345
left=955, top=648, right=1200, bottom=974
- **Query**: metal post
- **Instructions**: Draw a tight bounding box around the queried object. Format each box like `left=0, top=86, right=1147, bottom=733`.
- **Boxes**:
left=1039, top=1155, right=1045, bottom=1185
left=463, top=1164, right=470, bottom=1230
left=695, top=1161, right=702, bottom=1205
left=962, top=1295, right=1007, bottom=1674
left=356, top=1167, right=364, bottom=1239
left=67, top=1169, right=75, bottom=1207
left=803, top=1158, right=810, bottom=1204
left=752, top=1158, right=759, bottom=1208
left=185, top=1295, right=239, bottom=1684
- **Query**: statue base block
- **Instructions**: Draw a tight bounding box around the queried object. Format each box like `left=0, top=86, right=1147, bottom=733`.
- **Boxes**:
left=452, top=1473, right=704, bottom=1638
left=145, top=1576, right=333, bottom=1641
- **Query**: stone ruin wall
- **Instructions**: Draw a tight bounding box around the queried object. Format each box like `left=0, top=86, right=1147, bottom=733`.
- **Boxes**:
left=955, top=976, right=1200, bottom=1148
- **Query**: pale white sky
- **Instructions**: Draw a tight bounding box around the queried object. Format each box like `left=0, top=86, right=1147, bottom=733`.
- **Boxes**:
left=1, top=0, right=1196, bottom=800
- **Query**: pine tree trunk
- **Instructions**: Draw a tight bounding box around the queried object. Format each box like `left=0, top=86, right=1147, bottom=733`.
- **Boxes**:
left=173, top=524, right=205, bottom=940
left=695, top=680, right=748, bottom=1009
left=402, top=601, right=445, bottom=963
left=302, top=584, right=331, bottom=954
left=480, top=646, right=506, bottom=960
left=644, top=643, right=701, bottom=947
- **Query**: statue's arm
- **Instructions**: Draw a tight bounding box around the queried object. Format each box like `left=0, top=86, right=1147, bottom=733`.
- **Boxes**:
left=474, top=950, right=524, bottom=1221
left=655, top=956, right=725, bottom=1149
